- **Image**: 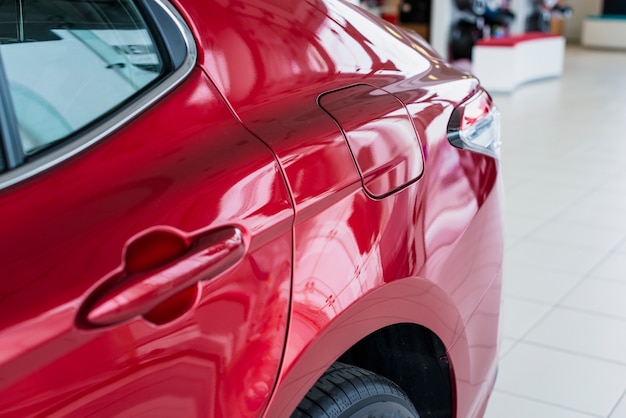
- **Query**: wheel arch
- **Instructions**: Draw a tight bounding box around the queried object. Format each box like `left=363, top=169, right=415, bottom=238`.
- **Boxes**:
left=337, top=323, right=453, bottom=418
left=264, top=277, right=470, bottom=418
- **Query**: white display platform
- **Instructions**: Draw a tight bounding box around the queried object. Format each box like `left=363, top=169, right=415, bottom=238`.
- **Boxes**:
left=582, top=16, right=626, bottom=50
left=472, top=33, right=565, bottom=93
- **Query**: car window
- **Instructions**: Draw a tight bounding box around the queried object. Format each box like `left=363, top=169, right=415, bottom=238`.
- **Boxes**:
left=0, top=0, right=163, bottom=155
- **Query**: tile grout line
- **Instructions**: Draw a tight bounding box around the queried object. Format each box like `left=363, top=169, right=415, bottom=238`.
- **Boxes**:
left=491, top=388, right=605, bottom=418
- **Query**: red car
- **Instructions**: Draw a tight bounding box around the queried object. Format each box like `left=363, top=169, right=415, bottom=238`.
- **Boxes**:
left=0, top=0, right=503, bottom=417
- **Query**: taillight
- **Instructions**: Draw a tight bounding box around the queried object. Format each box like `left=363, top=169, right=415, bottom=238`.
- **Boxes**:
left=447, top=89, right=501, bottom=159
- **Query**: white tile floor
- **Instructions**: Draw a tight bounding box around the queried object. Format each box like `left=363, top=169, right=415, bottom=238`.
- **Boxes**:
left=483, top=46, right=626, bottom=418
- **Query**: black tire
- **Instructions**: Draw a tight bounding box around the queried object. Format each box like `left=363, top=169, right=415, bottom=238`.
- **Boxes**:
left=291, top=362, right=420, bottom=418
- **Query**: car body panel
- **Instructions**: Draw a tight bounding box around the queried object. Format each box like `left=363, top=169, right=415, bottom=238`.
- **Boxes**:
left=0, top=70, right=293, bottom=417
left=0, top=0, right=503, bottom=417
left=262, top=103, right=502, bottom=418
left=173, top=0, right=503, bottom=416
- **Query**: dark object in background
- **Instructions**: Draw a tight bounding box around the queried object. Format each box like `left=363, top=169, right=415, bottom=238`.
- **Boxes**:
left=526, top=8, right=551, bottom=32
left=450, top=19, right=483, bottom=60
left=485, top=7, right=515, bottom=27
left=400, top=0, right=431, bottom=24
left=449, top=0, right=516, bottom=61
left=527, top=0, right=573, bottom=33
left=603, top=0, right=626, bottom=15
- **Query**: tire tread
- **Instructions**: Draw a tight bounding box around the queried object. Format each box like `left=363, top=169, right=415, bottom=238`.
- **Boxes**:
left=292, top=362, right=418, bottom=418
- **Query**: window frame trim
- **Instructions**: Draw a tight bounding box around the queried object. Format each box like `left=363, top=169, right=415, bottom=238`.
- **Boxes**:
left=0, top=47, right=23, bottom=170
left=0, top=0, right=197, bottom=190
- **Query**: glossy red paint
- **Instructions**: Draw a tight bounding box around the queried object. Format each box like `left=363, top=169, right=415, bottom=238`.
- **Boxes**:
left=319, top=84, right=424, bottom=198
left=0, top=0, right=503, bottom=417
left=0, top=71, right=293, bottom=417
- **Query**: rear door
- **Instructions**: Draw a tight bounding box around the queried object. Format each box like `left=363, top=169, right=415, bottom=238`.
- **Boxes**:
left=0, top=1, right=293, bottom=417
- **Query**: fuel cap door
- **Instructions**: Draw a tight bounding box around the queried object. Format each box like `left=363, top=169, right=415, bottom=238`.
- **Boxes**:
left=319, top=84, right=424, bottom=199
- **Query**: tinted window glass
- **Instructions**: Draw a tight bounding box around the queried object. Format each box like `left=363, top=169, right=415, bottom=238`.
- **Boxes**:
left=0, top=0, right=163, bottom=154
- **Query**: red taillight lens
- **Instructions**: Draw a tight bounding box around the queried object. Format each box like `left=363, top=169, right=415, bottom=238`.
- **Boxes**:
left=447, top=89, right=501, bottom=159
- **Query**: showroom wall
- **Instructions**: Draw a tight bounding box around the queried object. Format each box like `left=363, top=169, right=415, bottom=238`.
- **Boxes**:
left=565, top=0, right=602, bottom=42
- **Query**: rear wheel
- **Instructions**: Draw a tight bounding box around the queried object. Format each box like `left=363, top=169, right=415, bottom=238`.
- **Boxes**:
left=292, top=362, right=419, bottom=418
